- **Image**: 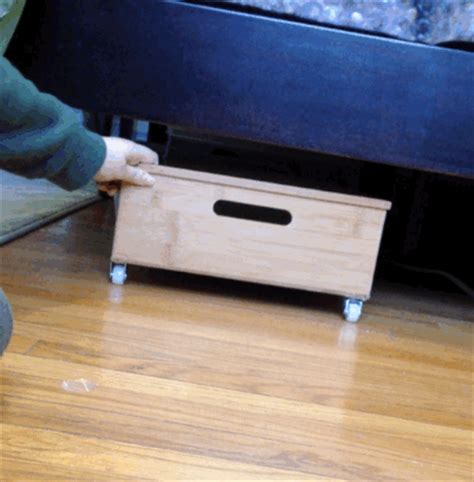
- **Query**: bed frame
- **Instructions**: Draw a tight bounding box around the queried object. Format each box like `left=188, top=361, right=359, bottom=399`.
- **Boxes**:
left=7, top=0, right=474, bottom=178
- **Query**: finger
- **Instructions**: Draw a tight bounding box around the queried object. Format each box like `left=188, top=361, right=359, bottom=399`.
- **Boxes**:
left=97, top=183, right=119, bottom=197
left=127, top=143, right=159, bottom=166
left=97, top=181, right=117, bottom=190
left=106, top=186, right=119, bottom=197
left=123, top=166, right=155, bottom=186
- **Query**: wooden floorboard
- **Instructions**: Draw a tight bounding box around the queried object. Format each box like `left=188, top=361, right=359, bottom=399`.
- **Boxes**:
left=1, top=201, right=473, bottom=480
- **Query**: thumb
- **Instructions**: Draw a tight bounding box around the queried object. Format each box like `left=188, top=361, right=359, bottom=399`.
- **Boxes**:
left=123, top=166, right=155, bottom=186
left=127, top=143, right=159, bottom=166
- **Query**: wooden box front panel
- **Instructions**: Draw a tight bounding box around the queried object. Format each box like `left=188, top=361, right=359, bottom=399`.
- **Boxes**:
left=112, top=168, right=389, bottom=299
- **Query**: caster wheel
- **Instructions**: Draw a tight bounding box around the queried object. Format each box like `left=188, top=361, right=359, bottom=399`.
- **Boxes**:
left=343, top=298, right=363, bottom=323
left=110, top=264, right=127, bottom=285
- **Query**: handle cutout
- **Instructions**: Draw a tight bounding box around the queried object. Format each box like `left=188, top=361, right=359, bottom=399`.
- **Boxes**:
left=214, top=200, right=292, bottom=226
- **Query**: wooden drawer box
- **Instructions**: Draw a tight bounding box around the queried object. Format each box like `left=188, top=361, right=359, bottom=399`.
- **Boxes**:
left=111, top=166, right=391, bottom=321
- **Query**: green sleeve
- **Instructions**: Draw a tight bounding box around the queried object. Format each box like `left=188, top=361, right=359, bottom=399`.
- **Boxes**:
left=0, top=57, right=106, bottom=190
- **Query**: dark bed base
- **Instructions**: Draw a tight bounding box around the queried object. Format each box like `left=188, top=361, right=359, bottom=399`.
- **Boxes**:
left=7, top=0, right=474, bottom=178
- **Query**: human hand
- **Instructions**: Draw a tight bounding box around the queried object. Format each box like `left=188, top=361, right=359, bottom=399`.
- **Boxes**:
left=94, top=137, right=158, bottom=196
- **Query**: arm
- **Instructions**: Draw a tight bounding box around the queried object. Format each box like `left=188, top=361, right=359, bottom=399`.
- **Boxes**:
left=0, top=56, right=106, bottom=190
left=0, top=57, right=157, bottom=191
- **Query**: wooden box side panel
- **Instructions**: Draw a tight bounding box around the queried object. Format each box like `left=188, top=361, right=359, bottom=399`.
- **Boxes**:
left=112, top=175, right=388, bottom=298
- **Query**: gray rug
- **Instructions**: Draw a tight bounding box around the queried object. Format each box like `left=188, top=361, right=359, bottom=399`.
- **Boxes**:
left=0, top=170, right=100, bottom=245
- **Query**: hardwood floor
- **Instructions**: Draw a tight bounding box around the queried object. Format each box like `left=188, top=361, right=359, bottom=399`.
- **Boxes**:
left=1, top=201, right=473, bottom=480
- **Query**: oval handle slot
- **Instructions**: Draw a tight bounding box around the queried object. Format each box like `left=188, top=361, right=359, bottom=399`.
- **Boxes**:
left=213, top=200, right=292, bottom=226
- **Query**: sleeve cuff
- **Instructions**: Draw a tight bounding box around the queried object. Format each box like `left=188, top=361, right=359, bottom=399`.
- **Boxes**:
left=48, top=129, right=106, bottom=191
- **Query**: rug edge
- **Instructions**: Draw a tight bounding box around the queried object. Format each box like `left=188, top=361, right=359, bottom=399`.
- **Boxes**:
left=0, top=196, right=102, bottom=246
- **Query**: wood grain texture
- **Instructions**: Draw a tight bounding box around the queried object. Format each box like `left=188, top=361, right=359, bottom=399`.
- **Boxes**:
left=142, top=166, right=392, bottom=210
left=112, top=167, right=390, bottom=299
left=1, top=202, right=472, bottom=481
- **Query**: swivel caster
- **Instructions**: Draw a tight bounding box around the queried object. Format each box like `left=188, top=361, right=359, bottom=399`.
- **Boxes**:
left=110, top=263, right=127, bottom=285
left=343, top=298, right=363, bottom=323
